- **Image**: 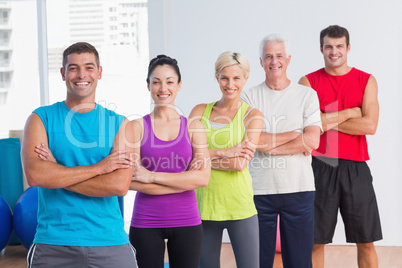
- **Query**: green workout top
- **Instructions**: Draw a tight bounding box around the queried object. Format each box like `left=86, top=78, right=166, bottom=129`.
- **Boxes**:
left=195, top=102, right=257, bottom=221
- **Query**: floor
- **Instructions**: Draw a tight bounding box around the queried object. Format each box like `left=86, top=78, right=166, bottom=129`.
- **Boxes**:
left=1, top=243, right=401, bottom=267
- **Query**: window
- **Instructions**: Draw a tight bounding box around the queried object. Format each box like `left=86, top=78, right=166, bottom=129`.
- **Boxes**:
left=1, top=0, right=150, bottom=234
left=0, top=0, right=40, bottom=137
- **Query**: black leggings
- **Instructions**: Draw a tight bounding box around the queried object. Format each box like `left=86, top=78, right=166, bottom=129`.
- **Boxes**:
left=129, top=225, right=203, bottom=268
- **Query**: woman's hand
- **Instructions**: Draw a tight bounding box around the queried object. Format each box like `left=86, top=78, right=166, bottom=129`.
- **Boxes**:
left=132, top=165, right=156, bottom=183
left=188, top=158, right=204, bottom=171
left=226, top=138, right=255, bottom=160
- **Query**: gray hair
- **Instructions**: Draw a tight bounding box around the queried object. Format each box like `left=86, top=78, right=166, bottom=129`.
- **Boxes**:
left=259, top=34, right=290, bottom=59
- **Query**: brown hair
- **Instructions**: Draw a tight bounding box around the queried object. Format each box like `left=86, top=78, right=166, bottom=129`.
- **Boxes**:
left=320, top=25, right=350, bottom=48
left=62, top=42, right=100, bottom=69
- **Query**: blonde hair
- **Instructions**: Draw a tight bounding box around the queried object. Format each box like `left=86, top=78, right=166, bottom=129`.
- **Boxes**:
left=215, top=51, right=250, bottom=78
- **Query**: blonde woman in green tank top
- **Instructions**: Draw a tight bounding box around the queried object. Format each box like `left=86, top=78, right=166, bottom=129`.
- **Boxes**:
left=189, top=51, right=264, bottom=268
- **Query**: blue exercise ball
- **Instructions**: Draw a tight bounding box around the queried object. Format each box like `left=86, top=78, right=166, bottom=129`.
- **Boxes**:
left=13, top=187, right=38, bottom=249
left=0, top=195, right=13, bottom=251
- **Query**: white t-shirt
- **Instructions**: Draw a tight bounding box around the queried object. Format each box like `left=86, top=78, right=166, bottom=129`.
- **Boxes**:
left=241, top=81, right=322, bottom=195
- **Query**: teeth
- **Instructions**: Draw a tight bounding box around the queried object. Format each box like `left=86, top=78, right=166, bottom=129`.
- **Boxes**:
left=226, top=89, right=236, bottom=93
left=158, top=94, right=169, bottom=98
left=76, top=82, right=89, bottom=86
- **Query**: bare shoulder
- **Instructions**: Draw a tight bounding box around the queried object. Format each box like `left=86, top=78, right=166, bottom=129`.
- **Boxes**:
left=23, top=113, right=47, bottom=142
left=26, top=112, right=43, bottom=125
left=129, top=117, right=144, bottom=130
left=363, top=75, right=378, bottom=98
left=189, top=103, right=207, bottom=118
left=128, top=118, right=144, bottom=141
left=22, top=113, right=48, bottom=162
left=187, top=116, right=207, bottom=147
left=187, top=114, right=205, bottom=133
left=244, top=106, right=264, bottom=128
left=298, top=76, right=311, bottom=87
left=246, top=106, right=263, bottom=118
left=367, top=74, right=378, bottom=87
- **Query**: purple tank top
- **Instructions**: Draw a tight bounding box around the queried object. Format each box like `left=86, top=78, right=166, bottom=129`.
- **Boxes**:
left=130, top=114, right=201, bottom=228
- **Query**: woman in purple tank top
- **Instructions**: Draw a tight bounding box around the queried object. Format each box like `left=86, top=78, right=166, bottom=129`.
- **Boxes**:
left=128, top=55, right=210, bottom=268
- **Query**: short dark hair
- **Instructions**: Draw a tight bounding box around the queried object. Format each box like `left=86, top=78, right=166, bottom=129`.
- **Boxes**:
left=320, top=25, right=350, bottom=48
left=146, top=55, right=181, bottom=84
left=62, top=42, right=100, bottom=69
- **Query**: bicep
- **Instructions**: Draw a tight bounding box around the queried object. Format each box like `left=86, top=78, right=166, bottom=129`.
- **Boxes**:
left=189, top=120, right=210, bottom=167
left=362, top=76, right=379, bottom=121
left=303, top=125, right=321, bottom=148
left=110, top=118, right=136, bottom=181
left=188, top=104, right=207, bottom=123
left=244, top=110, right=264, bottom=147
left=128, top=119, right=144, bottom=166
left=112, top=118, right=133, bottom=153
left=21, top=114, right=48, bottom=170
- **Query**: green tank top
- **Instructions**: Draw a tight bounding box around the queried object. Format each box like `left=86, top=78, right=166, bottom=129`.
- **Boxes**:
left=195, top=102, right=257, bottom=221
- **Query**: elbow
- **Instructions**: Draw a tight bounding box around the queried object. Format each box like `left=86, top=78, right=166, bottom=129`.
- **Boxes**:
left=366, top=124, right=377, bottom=135
left=114, top=185, right=129, bottom=197
left=114, top=178, right=131, bottom=196
left=234, top=162, right=248, bottom=172
left=303, top=131, right=320, bottom=150
left=234, top=156, right=251, bottom=172
left=25, top=169, right=42, bottom=187
left=310, top=138, right=320, bottom=150
left=26, top=175, right=39, bottom=187
left=198, top=180, right=209, bottom=188
left=116, top=189, right=128, bottom=197
left=197, top=170, right=211, bottom=188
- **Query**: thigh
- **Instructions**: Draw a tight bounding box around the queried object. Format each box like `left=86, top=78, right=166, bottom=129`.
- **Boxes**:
left=280, top=191, right=314, bottom=268
left=254, top=195, right=279, bottom=268
left=199, top=221, right=225, bottom=268
left=167, top=224, right=203, bottom=268
left=27, top=243, right=86, bottom=268
left=312, top=157, right=340, bottom=244
left=339, top=161, right=383, bottom=243
left=88, top=244, right=137, bottom=268
left=226, top=215, right=259, bottom=268
left=129, top=227, right=165, bottom=268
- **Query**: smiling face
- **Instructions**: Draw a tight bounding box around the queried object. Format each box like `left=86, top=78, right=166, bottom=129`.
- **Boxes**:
left=61, top=52, right=102, bottom=104
left=321, top=36, right=350, bottom=71
left=216, top=64, right=248, bottom=99
left=260, top=41, right=291, bottom=81
left=148, top=64, right=181, bottom=105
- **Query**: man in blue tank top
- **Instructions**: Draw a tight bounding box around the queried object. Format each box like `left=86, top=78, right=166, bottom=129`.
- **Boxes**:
left=21, top=42, right=137, bottom=268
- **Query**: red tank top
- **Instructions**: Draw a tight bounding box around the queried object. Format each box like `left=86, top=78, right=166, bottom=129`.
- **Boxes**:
left=306, top=68, right=370, bottom=161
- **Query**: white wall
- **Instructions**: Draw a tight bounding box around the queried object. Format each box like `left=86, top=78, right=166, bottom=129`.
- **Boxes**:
left=148, top=0, right=402, bottom=246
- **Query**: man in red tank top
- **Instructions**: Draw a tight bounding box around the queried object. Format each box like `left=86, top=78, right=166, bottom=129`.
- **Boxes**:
left=299, top=25, right=382, bottom=268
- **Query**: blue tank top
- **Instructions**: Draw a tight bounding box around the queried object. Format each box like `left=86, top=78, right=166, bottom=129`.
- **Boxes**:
left=33, top=101, right=128, bottom=246
left=131, top=114, right=201, bottom=228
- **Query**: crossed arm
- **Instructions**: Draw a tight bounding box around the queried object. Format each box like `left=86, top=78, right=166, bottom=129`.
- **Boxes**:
left=298, top=75, right=379, bottom=135
left=188, top=104, right=264, bottom=172
left=21, top=113, right=134, bottom=197
left=129, top=117, right=211, bottom=195
left=257, top=126, right=321, bottom=155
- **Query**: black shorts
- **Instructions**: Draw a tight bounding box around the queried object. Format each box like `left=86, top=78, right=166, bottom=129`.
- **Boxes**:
left=312, top=157, right=382, bottom=244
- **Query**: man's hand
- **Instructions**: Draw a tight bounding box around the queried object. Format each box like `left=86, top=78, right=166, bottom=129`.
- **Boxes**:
left=35, top=144, right=57, bottom=163
left=94, top=150, right=134, bottom=175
